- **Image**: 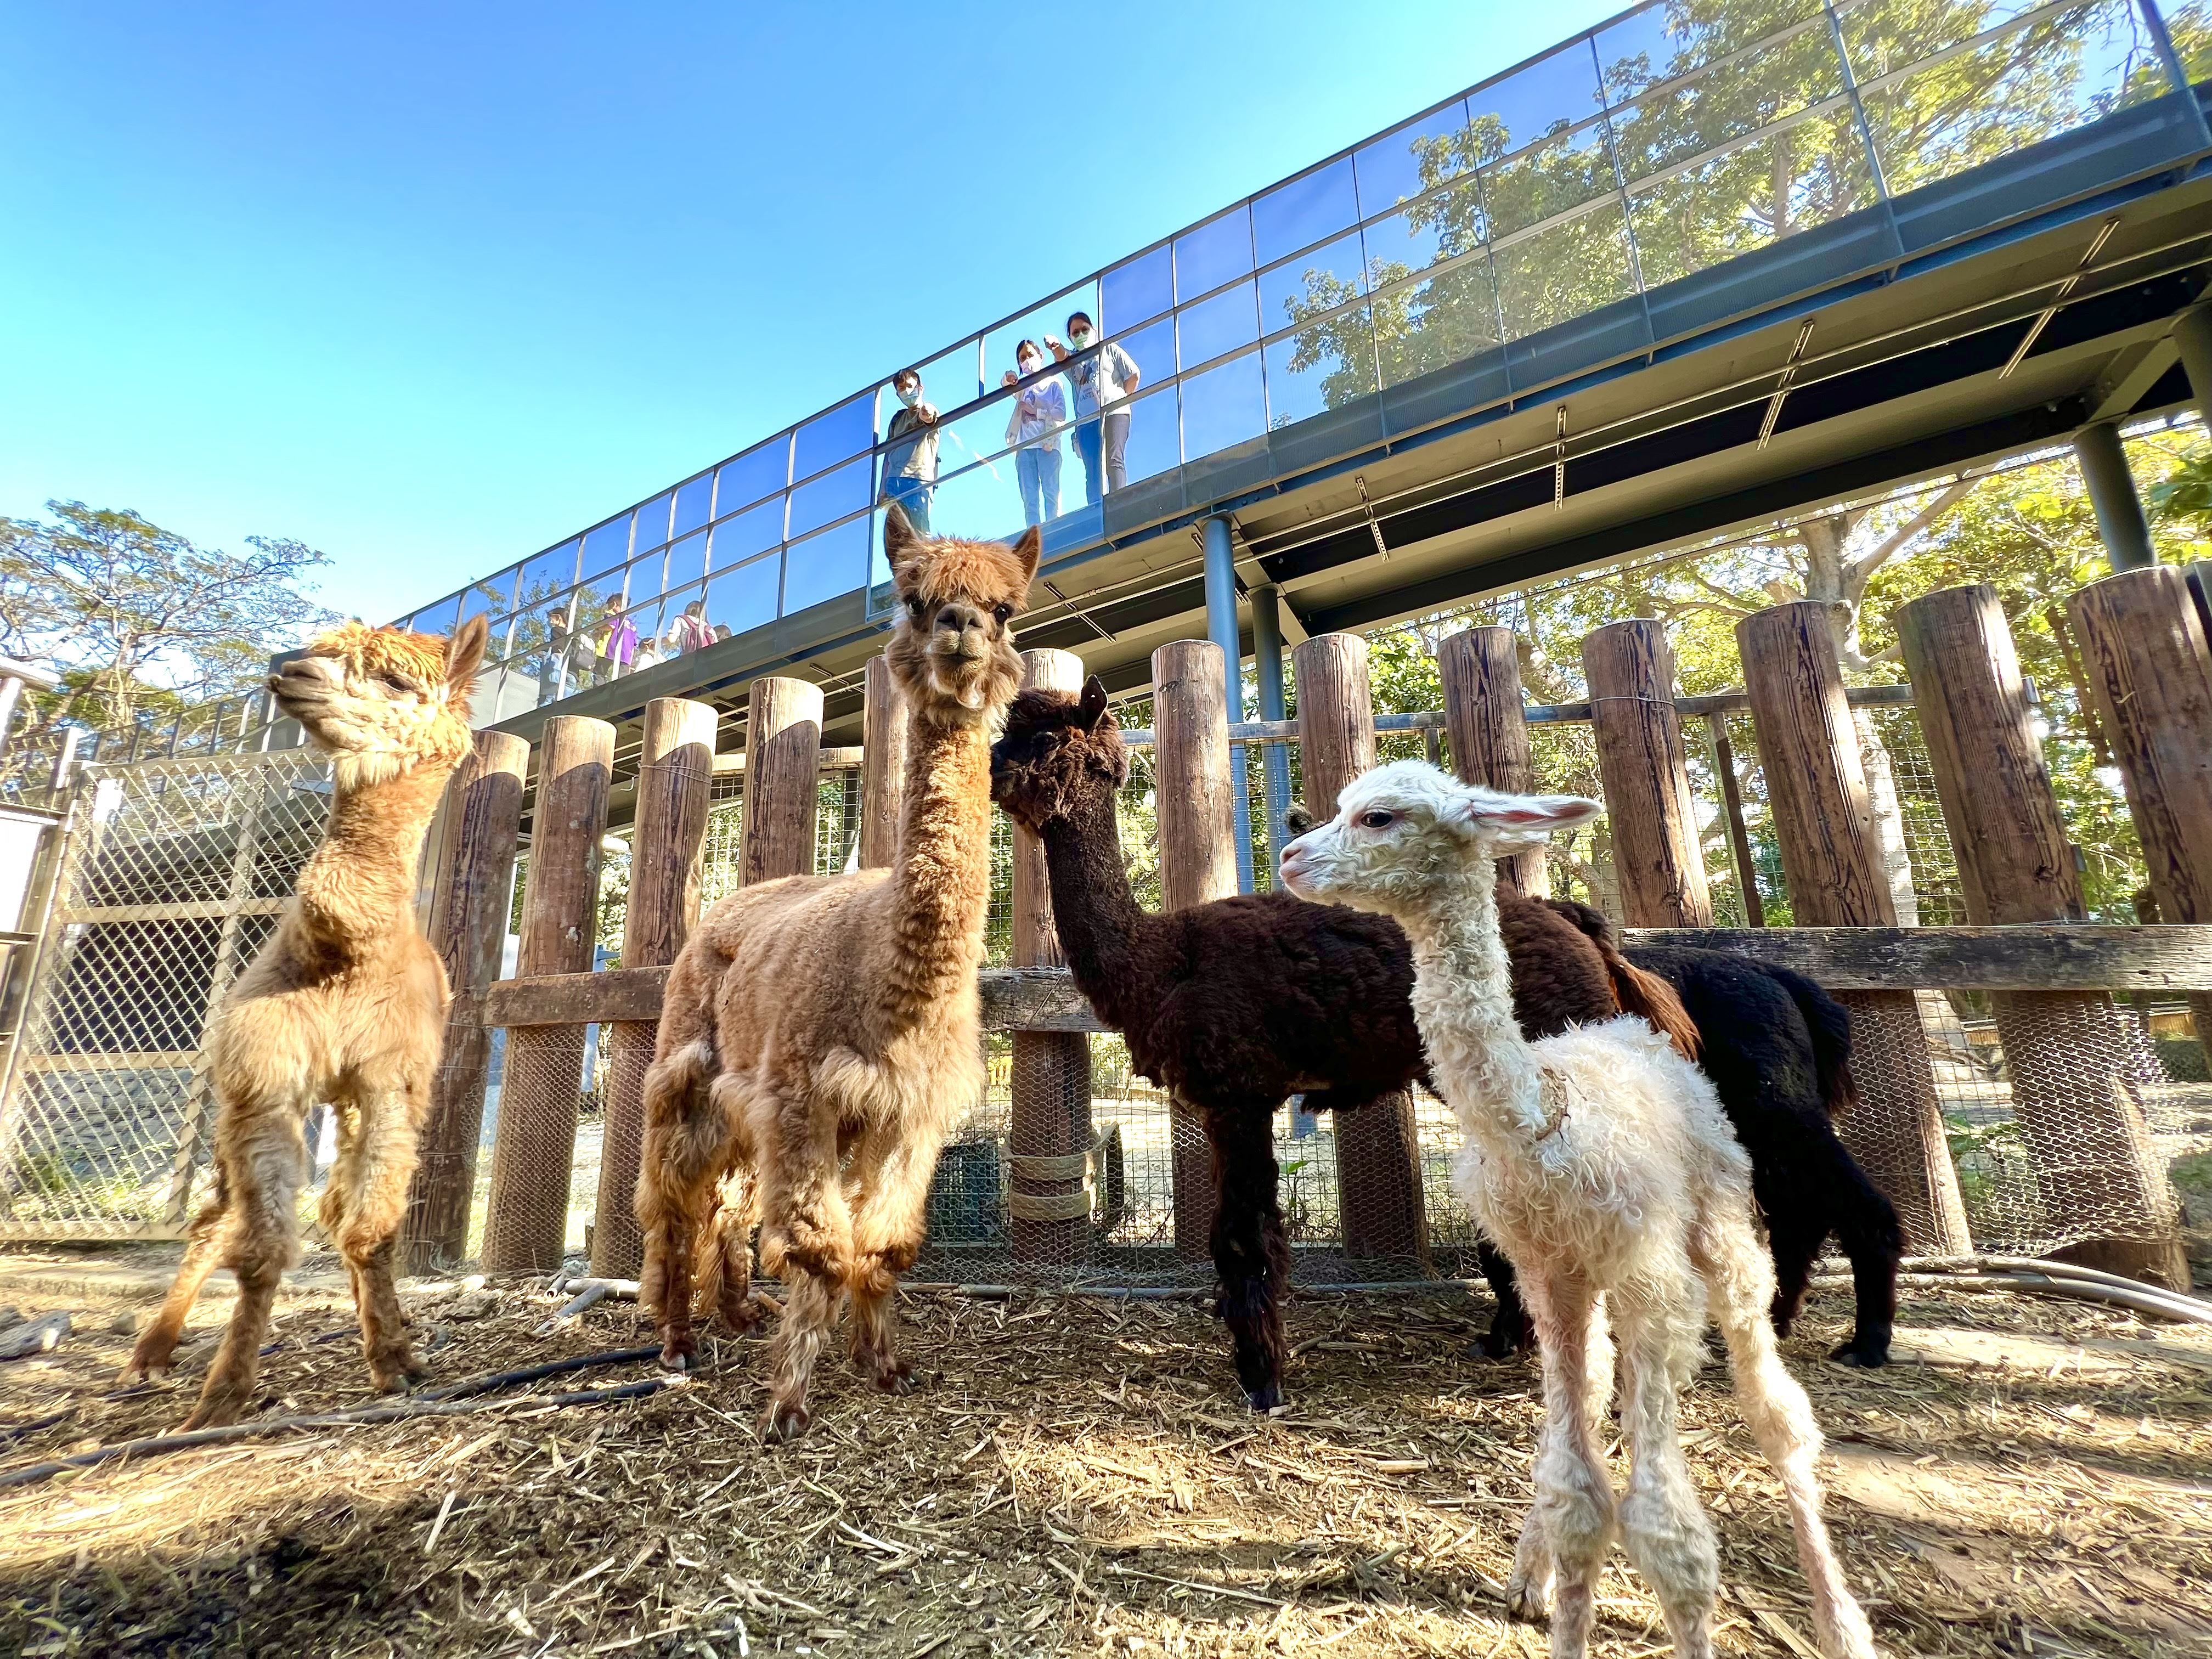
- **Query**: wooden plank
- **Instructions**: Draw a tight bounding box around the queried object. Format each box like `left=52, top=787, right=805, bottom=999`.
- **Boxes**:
left=486, top=964, right=672, bottom=1026
left=740, top=677, right=822, bottom=885
left=1583, top=618, right=1712, bottom=927
left=20, top=1051, right=197, bottom=1071
left=1640, top=926, right=2212, bottom=991
left=858, top=655, right=907, bottom=872
left=1440, top=625, right=1545, bottom=896
left=59, top=899, right=289, bottom=924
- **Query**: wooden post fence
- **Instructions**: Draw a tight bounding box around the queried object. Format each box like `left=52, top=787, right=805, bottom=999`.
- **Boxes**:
left=1008, top=650, right=1094, bottom=1265
left=742, top=677, right=823, bottom=884
left=1295, top=631, right=1432, bottom=1272
left=859, top=654, right=907, bottom=872
left=592, top=698, right=718, bottom=1277
left=1583, top=619, right=1712, bottom=926
left=1897, top=584, right=2188, bottom=1286
left=1736, top=602, right=1972, bottom=1255
left=1154, top=639, right=1237, bottom=1258
left=483, top=715, right=613, bottom=1272
left=404, top=729, right=528, bottom=1272
left=1440, top=625, right=1547, bottom=898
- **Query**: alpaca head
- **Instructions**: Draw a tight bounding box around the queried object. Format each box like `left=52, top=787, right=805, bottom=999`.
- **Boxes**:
left=882, top=506, right=1041, bottom=726
left=989, top=676, right=1127, bottom=829
left=269, top=617, right=490, bottom=792
left=1278, top=760, right=1600, bottom=917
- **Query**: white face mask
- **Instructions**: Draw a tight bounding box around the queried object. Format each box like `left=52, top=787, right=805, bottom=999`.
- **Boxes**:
left=1019, top=357, right=1040, bottom=376
left=1071, top=326, right=1093, bottom=346
left=895, top=382, right=921, bottom=407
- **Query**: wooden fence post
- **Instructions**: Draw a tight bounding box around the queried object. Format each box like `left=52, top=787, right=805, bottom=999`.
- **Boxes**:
left=742, top=677, right=823, bottom=884
left=1440, top=625, right=1547, bottom=897
left=859, top=654, right=907, bottom=872
left=404, top=729, right=528, bottom=1272
left=1008, top=650, right=1095, bottom=1266
left=2068, top=566, right=2212, bottom=1057
left=1154, top=640, right=1237, bottom=1258
left=1737, top=603, right=1973, bottom=1255
left=482, top=715, right=614, bottom=1273
left=592, top=698, right=718, bottom=1277
left=1583, top=619, right=1712, bottom=926
left=1295, top=632, right=1432, bottom=1272
left=1897, top=584, right=2188, bottom=1286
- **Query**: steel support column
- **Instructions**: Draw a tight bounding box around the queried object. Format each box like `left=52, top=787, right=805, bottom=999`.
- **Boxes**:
left=1250, top=585, right=1292, bottom=856
left=2176, top=306, right=2212, bottom=433
left=1201, top=515, right=1254, bottom=892
left=2074, top=421, right=2155, bottom=574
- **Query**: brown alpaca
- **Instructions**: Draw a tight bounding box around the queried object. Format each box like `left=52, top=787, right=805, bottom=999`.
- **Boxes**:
left=121, top=617, right=490, bottom=1429
left=635, top=508, right=1039, bottom=1441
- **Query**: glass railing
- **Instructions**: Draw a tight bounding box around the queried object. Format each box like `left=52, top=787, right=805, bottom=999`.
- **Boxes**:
left=420, top=0, right=2210, bottom=724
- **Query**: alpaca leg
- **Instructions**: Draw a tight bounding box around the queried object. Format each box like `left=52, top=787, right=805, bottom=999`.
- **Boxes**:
left=121, top=1177, right=236, bottom=1384
left=755, top=1091, right=851, bottom=1441
left=706, top=1177, right=773, bottom=1336
left=1825, top=1153, right=1901, bottom=1368
left=635, top=1048, right=738, bottom=1370
left=1697, top=1205, right=1877, bottom=1659
left=180, top=1101, right=309, bottom=1430
left=1204, top=1103, right=1291, bottom=1411
left=761, top=1266, right=842, bottom=1443
left=1765, top=1212, right=1827, bottom=1340
left=1505, top=1291, right=1612, bottom=1611
left=1474, top=1236, right=1529, bottom=1359
left=326, top=1084, right=428, bottom=1393
left=845, top=1132, right=941, bottom=1393
left=1505, top=1271, right=1614, bottom=1658
left=1611, top=1296, right=1719, bottom=1659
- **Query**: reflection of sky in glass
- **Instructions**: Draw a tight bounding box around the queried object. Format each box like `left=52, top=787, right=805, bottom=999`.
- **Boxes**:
left=1175, top=209, right=1255, bottom=301
left=1263, top=307, right=1375, bottom=425
left=633, top=494, right=673, bottom=552
left=1102, top=243, right=1173, bottom=331
left=1180, top=351, right=1266, bottom=460
left=1178, top=280, right=1259, bottom=369
left=716, top=442, right=788, bottom=517
left=783, top=518, right=868, bottom=612
left=582, top=516, right=633, bottom=579
left=787, top=456, right=870, bottom=539
left=793, top=393, right=876, bottom=481
left=1354, top=100, right=1472, bottom=219
left=1113, top=315, right=1177, bottom=391
left=708, top=554, right=780, bottom=637
left=673, top=473, right=714, bottom=538
left=1120, top=386, right=1181, bottom=484
left=1606, top=25, right=1848, bottom=184
left=411, top=595, right=461, bottom=635
left=1253, top=157, right=1358, bottom=266
left=518, top=544, right=578, bottom=602
left=1469, top=42, right=1605, bottom=156
left=1259, top=230, right=1365, bottom=334
left=576, top=566, right=627, bottom=620
left=1362, top=204, right=1446, bottom=284
left=666, top=528, right=710, bottom=589
left=710, top=499, right=783, bottom=571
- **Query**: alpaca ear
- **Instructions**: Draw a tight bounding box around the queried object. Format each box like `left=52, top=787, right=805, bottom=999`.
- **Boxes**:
left=1008, top=524, right=1043, bottom=587
left=1284, top=803, right=1316, bottom=836
left=1451, top=791, right=1602, bottom=847
left=445, top=614, right=490, bottom=693
left=1079, top=676, right=1110, bottom=731
left=884, top=503, right=925, bottom=579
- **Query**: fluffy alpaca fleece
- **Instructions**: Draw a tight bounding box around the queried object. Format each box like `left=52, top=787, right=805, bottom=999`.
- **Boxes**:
left=121, top=617, right=492, bottom=1429
left=989, top=682, right=1697, bottom=1408
left=1282, top=761, right=1876, bottom=1659
left=635, top=508, right=1040, bottom=1442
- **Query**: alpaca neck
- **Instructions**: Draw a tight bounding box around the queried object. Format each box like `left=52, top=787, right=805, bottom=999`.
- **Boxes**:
left=295, top=759, right=453, bottom=952
left=1397, top=871, right=1551, bottom=1143
left=882, top=708, right=996, bottom=1021
left=1037, top=786, right=1155, bottom=1027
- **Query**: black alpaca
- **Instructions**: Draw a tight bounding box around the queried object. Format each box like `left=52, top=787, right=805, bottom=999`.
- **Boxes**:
left=989, top=682, right=1697, bottom=1409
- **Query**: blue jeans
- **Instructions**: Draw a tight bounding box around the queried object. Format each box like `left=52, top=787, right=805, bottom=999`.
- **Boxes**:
left=881, top=473, right=933, bottom=534
left=1017, top=445, right=1062, bottom=527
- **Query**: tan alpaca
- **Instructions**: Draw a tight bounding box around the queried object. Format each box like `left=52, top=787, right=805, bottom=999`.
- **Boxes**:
left=636, top=509, right=1037, bottom=1441
left=121, top=618, right=490, bottom=1429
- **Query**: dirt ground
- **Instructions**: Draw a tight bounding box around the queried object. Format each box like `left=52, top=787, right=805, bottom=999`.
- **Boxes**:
left=0, top=1255, right=2207, bottom=1659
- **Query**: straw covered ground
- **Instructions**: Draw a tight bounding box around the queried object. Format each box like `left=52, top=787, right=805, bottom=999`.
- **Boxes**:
left=0, top=1259, right=2207, bottom=1658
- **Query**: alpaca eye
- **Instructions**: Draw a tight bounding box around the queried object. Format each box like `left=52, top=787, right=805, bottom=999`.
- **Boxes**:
left=1359, top=810, right=1395, bottom=830
left=992, top=605, right=1012, bottom=624
left=905, top=596, right=924, bottom=618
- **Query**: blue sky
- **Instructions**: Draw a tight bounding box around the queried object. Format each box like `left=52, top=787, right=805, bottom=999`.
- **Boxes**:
left=1, top=1, right=1628, bottom=624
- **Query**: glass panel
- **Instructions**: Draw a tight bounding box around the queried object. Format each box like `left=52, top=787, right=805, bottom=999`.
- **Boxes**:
left=710, top=498, right=784, bottom=570
left=1265, top=301, right=1378, bottom=425
left=1628, top=107, right=1880, bottom=287
left=716, top=439, right=789, bottom=517
left=782, top=516, right=867, bottom=613
left=653, top=583, right=716, bottom=662
left=1175, top=207, right=1254, bottom=300
left=599, top=599, right=657, bottom=677
left=1469, top=42, right=1607, bottom=156
left=787, top=455, right=871, bottom=539
left=408, top=595, right=461, bottom=635
left=928, top=459, right=1020, bottom=544
left=458, top=574, right=510, bottom=624
left=1493, top=201, right=1638, bottom=340
left=633, top=492, right=673, bottom=553
left=1179, top=349, right=1266, bottom=461
left=1111, top=315, right=1176, bottom=393
left=672, top=472, right=715, bottom=538
left=1260, top=230, right=1366, bottom=336
left=507, top=587, right=574, bottom=670
left=939, top=394, right=1022, bottom=476
left=1606, top=25, right=1850, bottom=185
left=706, top=553, right=781, bottom=640
left=576, top=562, right=628, bottom=624
left=1177, top=278, right=1260, bottom=370
left=623, top=550, right=668, bottom=608
left=982, top=282, right=1099, bottom=391
left=793, top=392, right=876, bottom=481
left=1362, top=200, right=1447, bottom=287
left=1858, top=0, right=2170, bottom=195
left=904, top=340, right=985, bottom=417
left=1119, top=383, right=1181, bottom=486
left=1252, top=157, right=1358, bottom=267
left=1596, top=0, right=1826, bottom=105
left=1102, top=242, right=1173, bottom=331
left=1484, top=117, right=1619, bottom=241
left=1355, top=100, right=1474, bottom=218
left=1374, top=259, right=1504, bottom=388
left=2163, top=0, right=2211, bottom=82
left=665, top=526, right=712, bottom=589
left=581, top=515, right=634, bottom=579
left=516, top=541, right=579, bottom=613
left=1837, top=0, right=2067, bottom=81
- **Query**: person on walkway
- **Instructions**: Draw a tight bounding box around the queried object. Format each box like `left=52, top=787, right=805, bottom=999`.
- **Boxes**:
left=879, top=368, right=940, bottom=535
left=668, top=598, right=714, bottom=654
left=1054, top=311, right=1139, bottom=505
left=1003, top=340, right=1065, bottom=527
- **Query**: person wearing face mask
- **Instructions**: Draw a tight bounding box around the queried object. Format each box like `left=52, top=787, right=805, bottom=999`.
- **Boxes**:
left=1053, top=310, right=1139, bottom=506
left=878, top=368, right=940, bottom=537
left=1001, top=339, right=1066, bottom=527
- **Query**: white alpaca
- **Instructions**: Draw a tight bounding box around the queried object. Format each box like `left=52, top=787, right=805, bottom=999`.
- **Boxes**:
left=1280, top=760, right=1876, bottom=1659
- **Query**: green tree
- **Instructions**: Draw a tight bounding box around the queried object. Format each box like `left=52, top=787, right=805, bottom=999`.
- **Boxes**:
left=0, top=500, right=337, bottom=736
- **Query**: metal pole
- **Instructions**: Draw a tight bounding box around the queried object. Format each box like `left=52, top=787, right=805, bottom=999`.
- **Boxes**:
left=2074, top=420, right=2156, bottom=573
left=1201, top=515, right=1255, bottom=893
left=1250, top=585, right=1291, bottom=857
left=2175, top=306, right=2212, bottom=433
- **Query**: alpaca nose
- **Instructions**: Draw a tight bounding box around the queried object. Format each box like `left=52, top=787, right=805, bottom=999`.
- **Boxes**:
left=935, top=602, right=982, bottom=635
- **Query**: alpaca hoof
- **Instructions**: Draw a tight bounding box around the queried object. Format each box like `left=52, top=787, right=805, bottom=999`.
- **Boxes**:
left=1504, top=1576, right=1549, bottom=1626
left=180, top=1390, right=250, bottom=1432
left=760, top=1401, right=811, bottom=1443
left=657, top=1347, right=693, bottom=1374
left=116, top=1361, right=168, bottom=1387
left=1475, top=1325, right=1525, bottom=1361
left=1830, top=1338, right=1891, bottom=1368
left=874, top=1363, right=916, bottom=1396
left=1245, top=1383, right=1283, bottom=1413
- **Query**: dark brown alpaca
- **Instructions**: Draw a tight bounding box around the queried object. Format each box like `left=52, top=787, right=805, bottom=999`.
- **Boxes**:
left=988, top=681, right=1694, bottom=1409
